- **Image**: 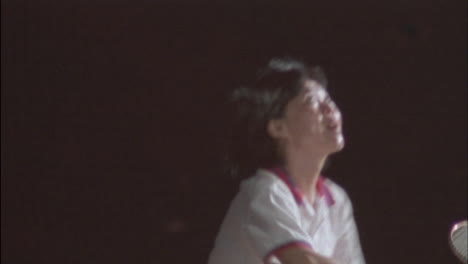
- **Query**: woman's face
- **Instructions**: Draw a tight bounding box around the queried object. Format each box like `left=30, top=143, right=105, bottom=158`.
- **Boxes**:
left=278, top=79, right=344, bottom=154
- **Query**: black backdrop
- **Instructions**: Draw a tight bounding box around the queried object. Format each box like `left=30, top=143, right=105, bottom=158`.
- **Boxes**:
left=2, top=0, right=466, bottom=263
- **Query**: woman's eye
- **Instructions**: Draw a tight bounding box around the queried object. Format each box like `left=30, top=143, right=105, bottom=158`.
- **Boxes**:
left=305, top=96, right=317, bottom=103
left=325, top=97, right=335, bottom=105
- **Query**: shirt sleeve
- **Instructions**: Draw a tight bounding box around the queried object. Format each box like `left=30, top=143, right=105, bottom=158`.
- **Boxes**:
left=243, top=181, right=314, bottom=263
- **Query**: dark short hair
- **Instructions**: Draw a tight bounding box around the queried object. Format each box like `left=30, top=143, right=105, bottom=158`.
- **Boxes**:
left=227, top=57, right=328, bottom=178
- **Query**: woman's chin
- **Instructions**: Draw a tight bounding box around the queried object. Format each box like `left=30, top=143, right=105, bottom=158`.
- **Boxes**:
left=329, top=135, right=345, bottom=153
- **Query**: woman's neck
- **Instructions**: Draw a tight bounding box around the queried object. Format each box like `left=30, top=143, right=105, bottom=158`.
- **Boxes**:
left=284, top=148, right=328, bottom=205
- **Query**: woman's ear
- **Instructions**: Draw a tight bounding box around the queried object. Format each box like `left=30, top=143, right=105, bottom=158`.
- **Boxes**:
left=267, top=119, right=288, bottom=140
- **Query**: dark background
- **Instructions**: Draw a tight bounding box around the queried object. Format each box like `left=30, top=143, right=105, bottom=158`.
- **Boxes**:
left=2, top=0, right=466, bottom=263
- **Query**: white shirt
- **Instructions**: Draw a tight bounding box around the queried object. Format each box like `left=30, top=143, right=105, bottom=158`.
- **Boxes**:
left=208, top=168, right=365, bottom=264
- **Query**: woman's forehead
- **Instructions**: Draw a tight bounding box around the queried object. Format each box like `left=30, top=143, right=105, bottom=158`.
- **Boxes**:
left=300, top=80, right=327, bottom=96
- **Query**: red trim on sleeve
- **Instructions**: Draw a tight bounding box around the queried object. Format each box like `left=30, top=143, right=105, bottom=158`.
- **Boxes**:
left=263, top=241, right=314, bottom=264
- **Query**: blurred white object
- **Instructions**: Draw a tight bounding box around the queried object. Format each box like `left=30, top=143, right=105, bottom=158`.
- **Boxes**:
left=450, top=220, right=467, bottom=263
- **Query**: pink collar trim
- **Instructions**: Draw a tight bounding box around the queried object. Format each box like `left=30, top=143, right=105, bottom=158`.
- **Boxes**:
left=267, top=167, right=335, bottom=207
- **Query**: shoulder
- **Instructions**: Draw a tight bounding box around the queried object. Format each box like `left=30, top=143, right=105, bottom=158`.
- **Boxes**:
left=240, top=169, right=299, bottom=209
left=321, top=178, right=359, bottom=235
left=241, top=169, right=289, bottom=195
left=321, top=177, right=352, bottom=207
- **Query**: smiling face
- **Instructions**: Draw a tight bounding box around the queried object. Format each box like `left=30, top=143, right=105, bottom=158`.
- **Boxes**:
left=268, top=79, right=344, bottom=156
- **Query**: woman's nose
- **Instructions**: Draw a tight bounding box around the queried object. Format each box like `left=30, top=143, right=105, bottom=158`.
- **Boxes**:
left=321, top=101, right=335, bottom=114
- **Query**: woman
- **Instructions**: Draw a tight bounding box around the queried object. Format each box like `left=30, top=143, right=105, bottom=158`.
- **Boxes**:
left=209, top=58, right=365, bottom=264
